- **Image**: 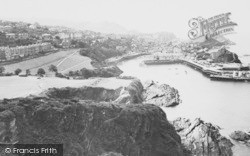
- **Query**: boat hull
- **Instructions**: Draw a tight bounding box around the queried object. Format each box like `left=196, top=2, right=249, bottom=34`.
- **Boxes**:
left=210, top=75, right=250, bottom=82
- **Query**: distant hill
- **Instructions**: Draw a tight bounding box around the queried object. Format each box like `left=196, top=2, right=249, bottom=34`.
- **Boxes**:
left=197, top=36, right=234, bottom=50
left=74, top=21, right=129, bottom=34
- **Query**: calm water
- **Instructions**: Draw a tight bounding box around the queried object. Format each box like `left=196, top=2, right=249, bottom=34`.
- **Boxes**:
left=118, top=56, right=250, bottom=156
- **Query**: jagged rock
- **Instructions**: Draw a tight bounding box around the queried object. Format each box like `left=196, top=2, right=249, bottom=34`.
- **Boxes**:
left=0, top=97, right=184, bottom=156
left=197, top=47, right=241, bottom=63
left=172, top=117, right=233, bottom=156
left=143, top=81, right=180, bottom=107
left=42, top=79, right=144, bottom=105
left=171, top=117, right=191, bottom=132
left=211, top=47, right=241, bottom=63
left=43, top=86, right=123, bottom=102
left=123, top=79, right=144, bottom=103
left=114, top=79, right=144, bottom=104
left=230, top=131, right=250, bottom=142
left=42, top=79, right=180, bottom=108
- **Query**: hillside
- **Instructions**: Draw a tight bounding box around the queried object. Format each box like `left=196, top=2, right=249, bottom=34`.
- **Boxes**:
left=80, top=21, right=129, bottom=34
left=0, top=97, right=184, bottom=156
left=3, top=49, right=94, bottom=75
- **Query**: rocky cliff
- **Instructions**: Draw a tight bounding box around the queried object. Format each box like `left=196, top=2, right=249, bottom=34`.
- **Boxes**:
left=42, top=79, right=180, bottom=107
left=211, top=47, right=241, bottom=63
left=143, top=80, right=180, bottom=107
left=43, top=86, right=123, bottom=102
left=196, top=47, right=241, bottom=63
left=0, top=97, right=184, bottom=156
left=230, top=130, right=250, bottom=145
left=172, top=118, right=233, bottom=156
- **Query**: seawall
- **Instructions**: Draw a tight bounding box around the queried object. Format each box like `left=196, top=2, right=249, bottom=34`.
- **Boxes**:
left=143, top=59, right=221, bottom=76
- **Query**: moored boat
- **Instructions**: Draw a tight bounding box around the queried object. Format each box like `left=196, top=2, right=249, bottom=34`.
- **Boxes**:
left=210, top=74, right=250, bottom=82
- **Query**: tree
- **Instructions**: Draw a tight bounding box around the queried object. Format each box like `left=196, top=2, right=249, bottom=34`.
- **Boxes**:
left=37, top=68, right=45, bottom=76
left=14, top=68, right=22, bottom=75
left=55, top=36, right=61, bottom=40
left=80, top=68, right=93, bottom=79
left=49, top=65, right=58, bottom=73
left=26, top=69, right=31, bottom=76
left=0, top=66, right=5, bottom=74
left=68, top=71, right=74, bottom=76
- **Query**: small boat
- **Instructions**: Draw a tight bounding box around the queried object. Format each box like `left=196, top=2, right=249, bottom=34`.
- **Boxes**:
left=210, top=74, right=250, bottom=82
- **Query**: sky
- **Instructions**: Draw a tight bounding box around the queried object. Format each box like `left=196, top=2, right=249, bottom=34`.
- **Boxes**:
left=0, top=0, right=250, bottom=41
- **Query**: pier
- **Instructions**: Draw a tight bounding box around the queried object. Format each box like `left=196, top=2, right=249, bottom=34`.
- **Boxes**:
left=143, top=58, right=222, bottom=76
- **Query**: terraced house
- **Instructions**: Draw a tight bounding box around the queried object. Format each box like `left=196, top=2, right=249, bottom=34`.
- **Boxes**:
left=0, top=43, right=52, bottom=61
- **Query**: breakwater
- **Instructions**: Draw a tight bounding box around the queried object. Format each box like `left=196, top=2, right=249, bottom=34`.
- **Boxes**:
left=106, top=53, right=149, bottom=65
left=143, top=59, right=221, bottom=76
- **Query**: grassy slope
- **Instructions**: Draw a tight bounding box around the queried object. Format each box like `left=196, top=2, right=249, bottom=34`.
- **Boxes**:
left=3, top=49, right=94, bottom=75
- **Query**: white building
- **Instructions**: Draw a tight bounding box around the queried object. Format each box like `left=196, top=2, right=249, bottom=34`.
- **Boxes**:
left=1, top=43, right=52, bottom=60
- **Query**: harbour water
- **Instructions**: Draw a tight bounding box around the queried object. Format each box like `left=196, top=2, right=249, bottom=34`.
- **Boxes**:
left=118, top=56, right=250, bottom=155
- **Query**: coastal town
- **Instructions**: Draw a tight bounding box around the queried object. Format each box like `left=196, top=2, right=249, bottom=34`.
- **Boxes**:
left=1, top=19, right=250, bottom=82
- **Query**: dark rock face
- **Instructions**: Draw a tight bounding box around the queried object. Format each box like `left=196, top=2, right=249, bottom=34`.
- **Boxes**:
left=43, top=86, right=123, bottom=102
left=211, top=48, right=241, bottom=63
left=43, top=79, right=181, bottom=108
left=42, top=80, right=144, bottom=105
left=196, top=47, right=241, bottom=63
left=0, top=98, right=184, bottom=156
left=172, top=118, right=233, bottom=156
left=143, top=81, right=180, bottom=107
left=117, top=79, right=144, bottom=104
left=230, top=131, right=250, bottom=142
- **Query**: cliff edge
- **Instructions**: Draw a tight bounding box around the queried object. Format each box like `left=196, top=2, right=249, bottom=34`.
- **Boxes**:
left=0, top=97, right=184, bottom=156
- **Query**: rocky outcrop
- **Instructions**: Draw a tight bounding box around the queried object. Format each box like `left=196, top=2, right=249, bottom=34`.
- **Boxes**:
left=196, top=47, right=241, bottom=63
left=115, top=79, right=144, bottom=104
left=41, top=79, right=143, bottom=105
left=143, top=80, right=180, bottom=107
left=0, top=97, right=184, bottom=156
left=43, top=86, right=123, bottom=102
left=230, top=131, right=250, bottom=145
left=42, top=80, right=181, bottom=108
left=210, top=47, right=241, bottom=63
left=172, top=117, right=233, bottom=156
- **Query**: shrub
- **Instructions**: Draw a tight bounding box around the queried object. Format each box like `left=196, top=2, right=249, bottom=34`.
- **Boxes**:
left=49, top=64, right=58, bottom=73
left=15, top=68, right=22, bottom=75
left=26, top=69, right=31, bottom=76
left=37, top=68, right=45, bottom=76
left=0, top=66, right=5, bottom=74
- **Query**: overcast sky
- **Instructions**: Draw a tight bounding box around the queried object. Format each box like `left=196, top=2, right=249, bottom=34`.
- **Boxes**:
left=0, top=0, right=250, bottom=39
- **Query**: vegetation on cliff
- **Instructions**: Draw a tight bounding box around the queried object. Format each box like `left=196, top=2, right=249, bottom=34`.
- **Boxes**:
left=0, top=97, right=184, bottom=156
left=67, top=66, right=123, bottom=79
left=79, top=38, right=132, bottom=63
